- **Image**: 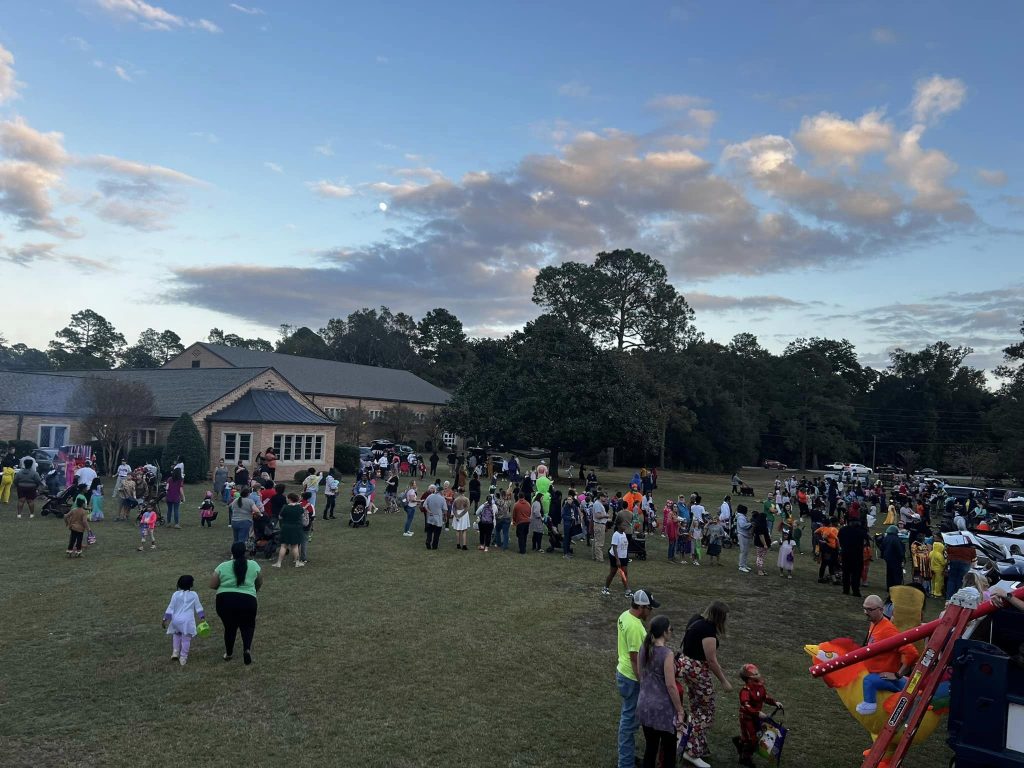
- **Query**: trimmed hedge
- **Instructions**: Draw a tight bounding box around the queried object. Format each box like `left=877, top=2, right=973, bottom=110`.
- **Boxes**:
left=333, top=443, right=360, bottom=475
left=162, top=413, right=208, bottom=483
left=1, top=439, right=38, bottom=457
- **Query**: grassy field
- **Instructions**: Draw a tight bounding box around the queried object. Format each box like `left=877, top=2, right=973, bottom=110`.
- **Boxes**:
left=0, top=466, right=952, bottom=768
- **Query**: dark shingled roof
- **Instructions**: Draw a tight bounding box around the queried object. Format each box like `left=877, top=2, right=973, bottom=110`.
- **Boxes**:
left=197, top=343, right=450, bottom=405
left=207, top=389, right=333, bottom=425
left=0, top=371, right=83, bottom=414
left=49, top=367, right=273, bottom=418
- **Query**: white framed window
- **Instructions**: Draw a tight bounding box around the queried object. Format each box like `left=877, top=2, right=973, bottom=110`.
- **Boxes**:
left=130, top=429, right=156, bottom=448
left=38, top=424, right=69, bottom=449
left=272, top=433, right=325, bottom=462
left=368, top=409, right=384, bottom=422
left=413, top=411, right=427, bottom=424
left=324, top=407, right=347, bottom=421
left=222, top=431, right=253, bottom=463
left=442, top=431, right=457, bottom=448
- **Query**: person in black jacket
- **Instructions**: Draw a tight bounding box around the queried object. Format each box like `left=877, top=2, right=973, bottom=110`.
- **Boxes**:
left=838, top=517, right=867, bottom=597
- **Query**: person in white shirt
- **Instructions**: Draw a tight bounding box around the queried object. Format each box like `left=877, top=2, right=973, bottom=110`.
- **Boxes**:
left=323, top=469, right=340, bottom=519
left=171, top=457, right=185, bottom=481
left=75, top=461, right=97, bottom=491
left=719, top=496, right=732, bottom=527
left=115, top=460, right=131, bottom=492
left=377, top=454, right=388, bottom=476
left=690, top=494, right=706, bottom=526
left=602, top=520, right=631, bottom=596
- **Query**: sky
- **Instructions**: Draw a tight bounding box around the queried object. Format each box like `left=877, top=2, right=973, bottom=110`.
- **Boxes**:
left=0, top=0, right=1022, bottom=371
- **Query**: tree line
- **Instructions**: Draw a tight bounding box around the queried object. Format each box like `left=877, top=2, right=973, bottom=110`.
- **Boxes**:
left=1, top=249, right=1021, bottom=479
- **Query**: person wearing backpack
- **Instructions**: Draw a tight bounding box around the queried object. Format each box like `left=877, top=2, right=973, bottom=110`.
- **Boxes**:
left=476, top=494, right=496, bottom=551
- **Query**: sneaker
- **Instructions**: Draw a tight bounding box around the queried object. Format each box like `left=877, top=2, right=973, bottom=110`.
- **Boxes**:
left=855, top=702, right=877, bottom=715
left=150, top=544, right=157, bottom=549
left=483, top=547, right=489, bottom=552
left=16, top=514, right=22, bottom=519
left=29, top=514, right=34, bottom=519
left=295, top=561, right=306, bottom=568
left=174, top=524, right=181, bottom=529
left=271, top=563, right=282, bottom=568
left=137, top=546, right=144, bottom=551
left=171, top=653, right=179, bottom=660
left=243, top=650, right=252, bottom=666
left=738, top=566, right=751, bottom=573
left=223, top=653, right=232, bottom=661
left=692, top=561, right=701, bottom=566
left=682, top=753, right=710, bottom=768
left=601, top=588, right=610, bottom=596
left=402, top=531, right=414, bottom=537
left=179, top=656, right=188, bottom=666
left=624, top=590, right=633, bottom=599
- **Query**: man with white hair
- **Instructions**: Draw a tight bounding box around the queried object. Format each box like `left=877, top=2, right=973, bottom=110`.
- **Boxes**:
left=423, top=484, right=446, bottom=551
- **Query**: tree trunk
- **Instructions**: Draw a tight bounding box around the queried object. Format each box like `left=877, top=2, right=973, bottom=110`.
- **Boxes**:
left=549, top=448, right=560, bottom=479
left=606, top=446, right=615, bottom=471
left=659, top=417, right=667, bottom=469
left=799, top=411, right=808, bottom=471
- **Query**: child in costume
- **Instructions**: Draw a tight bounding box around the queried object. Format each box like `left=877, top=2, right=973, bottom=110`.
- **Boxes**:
left=138, top=506, right=158, bottom=550
left=89, top=478, right=104, bottom=521
left=734, top=664, right=782, bottom=767
left=912, top=539, right=932, bottom=595
left=929, top=541, right=946, bottom=598
left=162, top=575, right=205, bottom=666
left=778, top=530, right=795, bottom=579
left=199, top=491, right=217, bottom=527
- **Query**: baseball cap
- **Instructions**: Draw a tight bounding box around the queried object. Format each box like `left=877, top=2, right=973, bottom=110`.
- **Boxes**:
left=632, top=589, right=660, bottom=608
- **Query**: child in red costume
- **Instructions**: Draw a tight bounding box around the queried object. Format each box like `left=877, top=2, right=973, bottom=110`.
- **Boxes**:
left=733, top=663, right=782, bottom=766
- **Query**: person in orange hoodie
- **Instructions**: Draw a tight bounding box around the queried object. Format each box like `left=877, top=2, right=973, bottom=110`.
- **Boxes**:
left=855, top=594, right=920, bottom=715
left=622, top=484, right=643, bottom=515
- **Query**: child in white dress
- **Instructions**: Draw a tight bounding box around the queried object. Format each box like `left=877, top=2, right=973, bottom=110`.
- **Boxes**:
left=163, top=575, right=206, bottom=666
left=777, top=531, right=795, bottom=579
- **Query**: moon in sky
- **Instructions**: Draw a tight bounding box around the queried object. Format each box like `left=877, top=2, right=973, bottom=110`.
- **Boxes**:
left=378, top=202, right=388, bottom=212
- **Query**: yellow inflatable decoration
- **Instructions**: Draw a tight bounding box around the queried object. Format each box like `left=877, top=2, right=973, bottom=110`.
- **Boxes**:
left=805, top=587, right=948, bottom=767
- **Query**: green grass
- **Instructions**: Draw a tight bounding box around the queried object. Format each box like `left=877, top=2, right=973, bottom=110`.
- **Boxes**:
left=0, top=467, right=951, bottom=767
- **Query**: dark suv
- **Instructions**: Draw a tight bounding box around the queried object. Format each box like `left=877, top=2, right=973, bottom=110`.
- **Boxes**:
left=985, top=488, right=1024, bottom=523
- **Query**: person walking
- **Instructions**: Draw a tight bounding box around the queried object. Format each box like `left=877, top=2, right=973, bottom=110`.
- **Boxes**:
left=165, top=467, right=184, bottom=528
left=881, top=525, right=905, bottom=590
left=592, top=491, right=610, bottom=562
left=677, top=602, right=732, bottom=768
left=615, top=590, right=658, bottom=768
left=228, top=487, right=259, bottom=545
left=637, top=614, right=684, bottom=768
left=401, top=480, right=418, bottom=536
left=752, top=510, right=771, bottom=576
left=476, top=494, right=495, bottom=552
left=14, top=458, right=44, bottom=519
left=494, top=489, right=512, bottom=551
left=274, top=492, right=306, bottom=568
left=529, top=492, right=546, bottom=552
left=323, top=469, right=340, bottom=520
left=736, top=504, right=753, bottom=573
left=211, top=541, right=262, bottom=664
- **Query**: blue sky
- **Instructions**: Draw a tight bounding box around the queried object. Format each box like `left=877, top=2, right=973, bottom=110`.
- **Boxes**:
left=0, top=0, right=1021, bottom=369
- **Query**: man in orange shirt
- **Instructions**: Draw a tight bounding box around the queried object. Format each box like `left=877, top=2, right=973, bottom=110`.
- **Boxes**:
left=855, top=594, right=920, bottom=714
left=817, top=518, right=840, bottom=583
left=622, top=485, right=643, bottom=515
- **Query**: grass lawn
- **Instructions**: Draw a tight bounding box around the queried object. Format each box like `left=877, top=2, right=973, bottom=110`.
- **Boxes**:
left=0, top=466, right=952, bottom=767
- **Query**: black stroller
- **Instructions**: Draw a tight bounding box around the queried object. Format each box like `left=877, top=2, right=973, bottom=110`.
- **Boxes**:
left=349, top=494, right=369, bottom=527
left=627, top=533, right=648, bottom=560
left=41, top=486, right=77, bottom=518
left=251, top=515, right=280, bottom=559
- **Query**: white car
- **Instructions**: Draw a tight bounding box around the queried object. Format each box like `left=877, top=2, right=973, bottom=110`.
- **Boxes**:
left=825, top=462, right=846, bottom=471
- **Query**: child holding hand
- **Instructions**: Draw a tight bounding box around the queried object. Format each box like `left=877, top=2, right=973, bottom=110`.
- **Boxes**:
left=162, top=575, right=205, bottom=666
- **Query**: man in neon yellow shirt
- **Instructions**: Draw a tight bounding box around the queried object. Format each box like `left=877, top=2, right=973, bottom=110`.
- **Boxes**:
left=616, top=589, right=658, bottom=768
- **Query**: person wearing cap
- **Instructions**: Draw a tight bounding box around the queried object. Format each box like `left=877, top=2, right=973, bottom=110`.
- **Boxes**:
left=677, top=602, right=731, bottom=768
left=615, top=589, right=659, bottom=768
left=592, top=491, right=610, bottom=562
left=854, top=594, right=920, bottom=715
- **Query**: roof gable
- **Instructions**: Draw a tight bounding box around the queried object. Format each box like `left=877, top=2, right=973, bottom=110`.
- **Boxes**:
left=207, top=389, right=334, bottom=425
left=194, top=343, right=450, bottom=405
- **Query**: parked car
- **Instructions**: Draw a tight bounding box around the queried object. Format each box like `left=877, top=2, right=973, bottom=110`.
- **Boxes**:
left=369, top=440, right=395, bottom=459
left=986, top=487, right=1024, bottom=523
left=848, top=463, right=872, bottom=474
left=825, top=462, right=846, bottom=471
left=918, top=467, right=938, bottom=475
left=31, top=448, right=56, bottom=475
left=763, top=459, right=788, bottom=470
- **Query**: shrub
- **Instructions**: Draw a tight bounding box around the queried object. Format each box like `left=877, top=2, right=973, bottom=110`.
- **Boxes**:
left=293, top=469, right=307, bottom=484
left=1, top=439, right=37, bottom=457
left=333, top=443, right=360, bottom=474
left=162, top=413, right=208, bottom=483
left=127, top=445, right=165, bottom=471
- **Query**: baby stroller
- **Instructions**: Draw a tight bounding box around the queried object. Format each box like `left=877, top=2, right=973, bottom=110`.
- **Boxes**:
left=627, top=533, right=648, bottom=561
left=251, top=515, right=280, bottom=559
left=136, top=498, right=165, bottom=527
left=349, top=494, right=370, bottom=527
left=739, top=483, right=756, bottom=497
left=41, top=486, right=77, bottom=518
left=545, top=518, right=563, bottom=553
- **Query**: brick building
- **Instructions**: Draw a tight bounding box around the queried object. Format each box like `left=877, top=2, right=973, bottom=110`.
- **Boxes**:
left=162, top=342, right=454, bottom=450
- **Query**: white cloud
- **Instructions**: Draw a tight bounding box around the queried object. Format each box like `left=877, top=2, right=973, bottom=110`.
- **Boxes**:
left=189, top=131, right=220, bottom=143
left=0, top=117, right=68, bottom=168
left=228, top=3, right=264, bottom=14
left=66, top=36, right=91, bottom=51
left=688, top=108, right=717, bottom=129
left=886, top=124, right=967, bottom=215
left=1, top=241, right=109, bottom=270
left=794, top=109, right=893, bottom=166
left=264, top=161, right=283, bottom=173
left=0, top=43, right=20, bottom=105
left=557, top=80, right=591, bottom=99
left=95, top=0, right=221, bottom=33
left=911, top=75, right=967, bottom=123
left=722, top=135, right=796, bottom=176
left=977, top=168, right=1008, bottom=187
left=375, top=55, right=389, bottom=64
left=871, top=26, right=897, bottom=44
left=647, top=93, right=707, bottom=111
left=114, top=65, right=133, bottom=82
left=314, top=140, right=334, bottom=157
left=80, top=155, right=205, bottom=186
left=306, top=180, right=355, bottom=198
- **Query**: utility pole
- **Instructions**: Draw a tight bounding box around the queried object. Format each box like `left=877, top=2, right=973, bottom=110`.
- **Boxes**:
left=872, top=434, right=877, bottom=470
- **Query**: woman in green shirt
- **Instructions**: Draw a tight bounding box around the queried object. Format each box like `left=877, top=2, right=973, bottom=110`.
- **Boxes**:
left=209, top=541, right=262, bottom=664
left=274, top=492, right=306, bottom=568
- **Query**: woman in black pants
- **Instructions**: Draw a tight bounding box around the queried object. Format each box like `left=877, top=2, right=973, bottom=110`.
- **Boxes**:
left=209, top=542, right=263, bottom=665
